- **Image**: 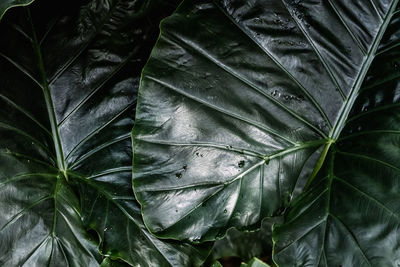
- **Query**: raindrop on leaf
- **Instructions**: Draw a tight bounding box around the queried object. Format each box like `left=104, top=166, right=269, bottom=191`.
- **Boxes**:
left=238, top=160, right=245, bottom=168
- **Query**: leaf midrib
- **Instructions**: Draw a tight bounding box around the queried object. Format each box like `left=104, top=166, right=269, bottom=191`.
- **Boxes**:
left=307, top=0, right=400, bottom=185
left=210, top=0, right=399, bottom=188
left=330, top=0, right=400, bottom=140
left=27, top=9, right=66, bottom=173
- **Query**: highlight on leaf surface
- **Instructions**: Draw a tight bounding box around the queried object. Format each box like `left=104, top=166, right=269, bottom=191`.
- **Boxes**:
left=132, top=0, right=400, bottom=265
left=0, top=0, right=210, bottom=266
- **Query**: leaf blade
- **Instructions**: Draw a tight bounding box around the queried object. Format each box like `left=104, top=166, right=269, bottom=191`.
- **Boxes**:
left=132, top=0, right=398, bottom=243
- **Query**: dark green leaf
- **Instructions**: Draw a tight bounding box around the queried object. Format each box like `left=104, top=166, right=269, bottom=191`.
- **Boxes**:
left=0, top=0, right=34, bottom=21
left=132, top=0, right=399, bottom=249
left=0, top=0, right=210, bottom=266
left=100, top=257, right=131, bottom=267
left=209, top=261, right=223, bottom=267
left=207, top=219, right=278, bottom=263
left=241, top=258, right=271, bottom=267
left=273, top=4, right=400, bottom=265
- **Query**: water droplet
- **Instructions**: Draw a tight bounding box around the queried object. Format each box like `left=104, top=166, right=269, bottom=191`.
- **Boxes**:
left=271, top=90, right=278, bottom=96
left=191, top=236, right=201, bottom=242
left=265, top=157, right=270, bottom=164
left=357, top=126, right=362, bottom=131
left=175, top=172, right=182, bottom=179
left=223, top=209, right=227, bottom=213
left=253, top=17, right=262, bottom=23
left=318, top=122, right=328, bottom=131
left=104, top=227, right=108, bottom=232
left=175, top=209, right=178, bottom=212
left=297, top=95, right=305, bottom=101
left=394, top=61, right=400, bottom=71
left=238, top=160, right=245, bottom=168
left=134, top=28, right=142, bottom=35
left=362, top=106, right=368, bottom=112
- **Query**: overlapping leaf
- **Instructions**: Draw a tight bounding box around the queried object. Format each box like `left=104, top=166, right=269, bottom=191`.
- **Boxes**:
left=273, top=4, right=400, bottom=265
left=0, top=0, right=210, bottom=266
left=242, top=258, right=271, bottom=267
left=207, top=219, right=277, bottom=263
left=133, top=0, right=399, bottom=248
left=0, top=0, right=34, bottom=21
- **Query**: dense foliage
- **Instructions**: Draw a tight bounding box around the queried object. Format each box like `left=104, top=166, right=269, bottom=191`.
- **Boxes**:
left=1, top=0, right=399, bottom=266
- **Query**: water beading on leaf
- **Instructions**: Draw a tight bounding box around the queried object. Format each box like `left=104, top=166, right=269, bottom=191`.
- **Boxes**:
left=272, top=2, right=400, bottom=265
left=132, top=0, right=400, bottom=264
left=0, top=0, right=210, bottom=266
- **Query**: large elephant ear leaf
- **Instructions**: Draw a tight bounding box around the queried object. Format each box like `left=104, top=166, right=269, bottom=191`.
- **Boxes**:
left=0, top=0, right=210, bottom=266
left=0, top=0, right=34, bottom=21
left=273, top=4, right=400, bottom=266
left=132, top=0, right=399, bottom=242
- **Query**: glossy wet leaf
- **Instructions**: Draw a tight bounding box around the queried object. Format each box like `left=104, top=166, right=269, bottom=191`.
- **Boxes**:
left=207, top=219, right=278, bottom=263
left=100, top=257, right=133, bottom=267
left=209, top=261, right=223, bottom=267
left=133, top=0, right=400, bottom=249
left=273, top=3, right=400, bottom=265
left=241, top=258, right=271, bottom=267
left=0, top=0, right=210, bottom=266
left=0, top=0, right=33, bottom=20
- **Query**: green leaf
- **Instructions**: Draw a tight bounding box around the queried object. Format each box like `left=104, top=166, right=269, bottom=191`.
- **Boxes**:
left=209, top=261, right=223, bottom=267
left=272, top=4, right=400, bottom=266
left=0, top=0, right=210, bottom=266
left=100, top=257, right=131, bottom=267
left=207, top=219, right=278, bottom=263
left=242, top=258, right=271, bottom=267
left=132, top=0, right=400, bottom=247
left=0, top=0, right=34, bottom=21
